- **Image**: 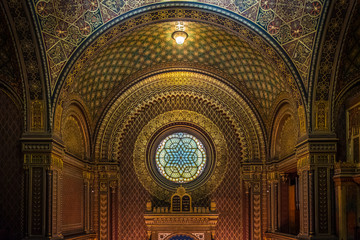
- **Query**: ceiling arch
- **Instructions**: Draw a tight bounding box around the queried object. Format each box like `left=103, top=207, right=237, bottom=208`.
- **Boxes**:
left=30, top=0, right=327, bottom=96
left=95, top=71, right=266, bottom=163
left=52, top=5, right=311, bottom=127
left=71, top=21, right=290, bottom=118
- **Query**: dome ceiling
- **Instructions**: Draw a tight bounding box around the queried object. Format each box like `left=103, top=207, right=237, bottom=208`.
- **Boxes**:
left=67, top=21, right=294, bottom=121
left=31, top=0, right=326, bottom=90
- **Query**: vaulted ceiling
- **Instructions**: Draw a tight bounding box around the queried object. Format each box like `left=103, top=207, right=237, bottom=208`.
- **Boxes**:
left=69, top=21, right=290, bottom=120
left=2, top=0, right=360, bottom=136
left=32, top=0, right=326, bottom=90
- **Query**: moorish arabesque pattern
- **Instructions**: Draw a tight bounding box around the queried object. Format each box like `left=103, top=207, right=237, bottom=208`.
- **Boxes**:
left=32, top=0, right=326, bottom=91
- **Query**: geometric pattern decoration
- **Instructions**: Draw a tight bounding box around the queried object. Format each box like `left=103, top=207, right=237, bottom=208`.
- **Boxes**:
left=30, top=0, right=326, bottom=91
left=115, top=97, right=243, bottom=239
left=0, top=90, right=23, bottom=239
left=155, top=132, right=207, bottom=183
left=315, top=0, right=350, bottom=101
left=96, top=71, right=265, bottom=164
left=62, top=115, right=85, bottom=159
left=71, top=21, right=288, bottom=118
left=133, top=110, right=228, bottom=201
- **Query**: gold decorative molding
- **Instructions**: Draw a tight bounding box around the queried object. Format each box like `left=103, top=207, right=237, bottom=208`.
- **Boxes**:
left=298, top=105, right=307, bottom=135
left=51, top=153, right=63, bottom=169
left=97, top=70, right=266, bottom=163
left=23, top=153, right=63, bottom=170
left=30, top=99, right=45, bottom=132
left=297, top=156, right=310, bottom=171
left=145, top=187, right=218, bottom=240
left=314, top=100, right=329, bottom=131
left=54, top=104, right=63, bottom=134
left=133, top=110, right=228, bottom=201
left=83, top=171, right=94, bottom=180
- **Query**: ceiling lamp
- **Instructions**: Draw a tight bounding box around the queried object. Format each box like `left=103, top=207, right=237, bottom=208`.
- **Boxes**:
left=172, top=21, right=188, bottom=45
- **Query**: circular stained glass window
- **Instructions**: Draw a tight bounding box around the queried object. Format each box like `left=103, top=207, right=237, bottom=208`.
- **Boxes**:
left=155, top=132, right=207, bottom=183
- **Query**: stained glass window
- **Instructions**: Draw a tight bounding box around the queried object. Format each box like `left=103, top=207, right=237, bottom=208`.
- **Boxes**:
left=155, top=132, right=206, bottom=183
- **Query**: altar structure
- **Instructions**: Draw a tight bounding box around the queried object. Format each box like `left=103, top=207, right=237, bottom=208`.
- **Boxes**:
left=144, top=187, right=219, bottom=240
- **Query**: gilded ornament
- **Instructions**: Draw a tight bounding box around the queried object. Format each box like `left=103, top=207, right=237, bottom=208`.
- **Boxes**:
left=133, top=110, right=228, bottom=201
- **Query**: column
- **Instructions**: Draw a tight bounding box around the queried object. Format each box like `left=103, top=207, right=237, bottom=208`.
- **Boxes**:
left=97, top=164, right=120, bottom=240
left=22, top=138, right=64, bottom=239
left=83, top=169, right=94, bottom=234
left=296, top=138, right=337, bottom=240
left=267, top=170, right=280, bottom=233
left=241, top=163, right=266, bottom=240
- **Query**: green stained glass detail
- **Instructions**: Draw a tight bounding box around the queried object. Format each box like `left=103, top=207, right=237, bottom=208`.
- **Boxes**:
left=155, top=132, right=206, bottom=183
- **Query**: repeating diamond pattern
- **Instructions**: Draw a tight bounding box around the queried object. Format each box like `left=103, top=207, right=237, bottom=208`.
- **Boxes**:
left=117, top=95, right=242, bottom=239
left=75, top=22, right=285, bottom=117
left=0, top=90, right=23, bottom=239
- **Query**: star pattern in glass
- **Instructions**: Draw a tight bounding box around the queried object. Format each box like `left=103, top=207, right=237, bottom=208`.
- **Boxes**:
left=155, top=132, right=206, bottom=183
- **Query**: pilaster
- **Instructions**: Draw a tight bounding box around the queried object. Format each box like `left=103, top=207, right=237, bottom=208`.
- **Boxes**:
left=22, top=136, right=64, bottom=239
left=333, top=162, right=360, bottom=239
left=267, top=168, right=281, bottom=233
left=96, top=164, right=120, bottom=240
left=296, top=137, right=337, bottom=239
left=241, top=163, right=267, bottom=240
left=83, top=166, right=95, bottom=234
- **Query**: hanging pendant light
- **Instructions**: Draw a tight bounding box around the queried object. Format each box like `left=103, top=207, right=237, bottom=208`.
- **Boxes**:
left=172, top=21, right=188, bottom=45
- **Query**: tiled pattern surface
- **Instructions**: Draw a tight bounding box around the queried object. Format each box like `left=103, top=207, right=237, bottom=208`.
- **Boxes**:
left=0, top=89, right=23, bottom=239
left=117, top=95, right=242, bottom=239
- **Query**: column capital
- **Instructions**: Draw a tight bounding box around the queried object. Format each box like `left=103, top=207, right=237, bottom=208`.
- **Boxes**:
left=21, top=135, right=65, bottom=170
left=296, top=136, right=337, bottom=158
left=97, top=163, right=120, bottom=180
left=240, top=163, right=265, bottom=181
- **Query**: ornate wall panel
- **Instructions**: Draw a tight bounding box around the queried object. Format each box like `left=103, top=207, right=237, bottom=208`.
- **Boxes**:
left=104, top=86, right=246, bottom=239
left=62, top=115, right=86, bottom=159
left=0, top=89, right=23, bottom=239
left=275, top=114, right=297, bottom=159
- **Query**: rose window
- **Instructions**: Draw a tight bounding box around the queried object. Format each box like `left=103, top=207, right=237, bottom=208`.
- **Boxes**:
left=155, top=132, right=206, bottom=183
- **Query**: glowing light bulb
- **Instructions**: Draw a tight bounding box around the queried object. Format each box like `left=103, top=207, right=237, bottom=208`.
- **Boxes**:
left=175, top=36, right=186, bottom=44
left=172, top=31, right=188, bottom=45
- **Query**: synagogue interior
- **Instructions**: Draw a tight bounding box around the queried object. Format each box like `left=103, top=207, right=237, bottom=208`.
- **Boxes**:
left=0, top=0, right=360, bottom=239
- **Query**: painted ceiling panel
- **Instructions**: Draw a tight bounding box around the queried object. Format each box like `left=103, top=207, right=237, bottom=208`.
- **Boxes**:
left=69, top=22, right=288, bottom=118
left=31, top=0, right=326, bottom=92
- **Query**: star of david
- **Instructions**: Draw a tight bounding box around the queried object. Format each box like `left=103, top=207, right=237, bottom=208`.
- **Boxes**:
left=163, top=140, right=198, bottom=176
left=156, top=133, right=206, bottom=183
